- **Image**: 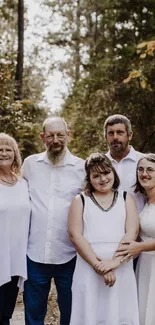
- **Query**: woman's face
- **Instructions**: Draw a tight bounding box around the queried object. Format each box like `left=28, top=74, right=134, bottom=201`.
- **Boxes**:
left=90, top=167, right=114, bottom=193
left=0, top=144, right=15, bottom=169
left=137, top=158, right=155, bottom=191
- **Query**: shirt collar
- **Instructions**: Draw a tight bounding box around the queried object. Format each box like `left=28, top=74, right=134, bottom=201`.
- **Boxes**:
left=36, top=148, right=76, bottom=166
left=107, top=146, right=137, bottom=162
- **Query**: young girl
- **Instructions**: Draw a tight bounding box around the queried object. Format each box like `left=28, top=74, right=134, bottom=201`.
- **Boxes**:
left=68, top=152, right=139, bottom=325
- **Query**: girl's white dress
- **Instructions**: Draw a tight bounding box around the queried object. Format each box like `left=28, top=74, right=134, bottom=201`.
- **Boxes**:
left=70, top=191, right=139, bottom=325
left=136, top=203, right=155, bottom=325
left=0, top=178, right=31, bottom=288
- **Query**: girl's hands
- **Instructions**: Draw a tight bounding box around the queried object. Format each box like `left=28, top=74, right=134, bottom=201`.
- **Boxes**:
left=103, top=271, right=116, bottom=287
left=94, top=258, right=121, bottom=275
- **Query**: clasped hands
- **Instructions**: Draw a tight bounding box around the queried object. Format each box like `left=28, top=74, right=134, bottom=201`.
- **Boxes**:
left=93, top=240, right=142, bottom=286
left=94, top=258, right=120, bottom=275
left=93, top=258, right=121, bottom=287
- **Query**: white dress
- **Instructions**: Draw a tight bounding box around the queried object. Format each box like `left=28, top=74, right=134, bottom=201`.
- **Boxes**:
left=70, top=191, right=139, bottom=325
left=0, top=177, right=31, bottom=288
left=136, top=203, right=155, bottom=325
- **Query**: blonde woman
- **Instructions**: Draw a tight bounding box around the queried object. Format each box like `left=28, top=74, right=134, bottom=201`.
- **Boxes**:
left=0, top=133, right=31, bottom=325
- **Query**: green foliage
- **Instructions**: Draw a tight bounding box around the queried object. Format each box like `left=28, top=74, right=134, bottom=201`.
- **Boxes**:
left=0, top=63, right=46, bottom=157
left=61, top=0, right=155, bottom=157
left=0, top=0, right=47, bottom=158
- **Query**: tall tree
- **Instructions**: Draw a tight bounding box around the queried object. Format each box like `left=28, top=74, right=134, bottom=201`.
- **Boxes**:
left=15, top=0, right=24, bottom=99
left=0, top=0, right=47, bottom=157
left=61, top=0, right=155, bottom=157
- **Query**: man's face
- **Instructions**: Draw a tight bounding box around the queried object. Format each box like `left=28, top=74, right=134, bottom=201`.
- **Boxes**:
left=41, top=120, right=68, bottom=157
left=106, top=123, right=132, bottom=153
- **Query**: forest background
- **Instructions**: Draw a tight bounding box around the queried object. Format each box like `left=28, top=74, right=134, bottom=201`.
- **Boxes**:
left=1, top=0, right=155, bottom=160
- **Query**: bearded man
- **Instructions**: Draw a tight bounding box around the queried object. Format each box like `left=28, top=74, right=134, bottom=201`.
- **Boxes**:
left=104, top=114, right=144, bottom=213
left=23, top=116, right=85, bottom=325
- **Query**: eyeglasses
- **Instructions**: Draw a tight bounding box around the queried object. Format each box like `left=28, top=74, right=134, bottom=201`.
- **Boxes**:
left=137, top=167, right=155, bottom=175
left=44, top=133, right=66, bottom=140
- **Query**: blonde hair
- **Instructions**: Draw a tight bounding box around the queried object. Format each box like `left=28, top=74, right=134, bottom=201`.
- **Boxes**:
left=0, top=133, right=22, bottom=174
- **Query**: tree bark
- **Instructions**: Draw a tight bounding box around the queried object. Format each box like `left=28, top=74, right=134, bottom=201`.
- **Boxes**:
left=15, top=0, right=24, bottom=100
left=75, top=0, right=80, bottom=82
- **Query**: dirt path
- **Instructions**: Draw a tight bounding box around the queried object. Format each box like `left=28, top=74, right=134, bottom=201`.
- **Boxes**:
left=11, top=283, right=59, bottom=325
left=11, top=303, right=24, bottom=325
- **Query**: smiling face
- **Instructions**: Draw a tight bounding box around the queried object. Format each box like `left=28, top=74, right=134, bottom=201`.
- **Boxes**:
left=90, top=166, right=115, bottom=193
left=106, top=123, right=132, bottom=155
left=137, top=158, right=155, bottom=191
left=0, top=144, right=15, bottom=169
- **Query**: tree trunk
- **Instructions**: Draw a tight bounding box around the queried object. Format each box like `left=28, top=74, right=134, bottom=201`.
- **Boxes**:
left=75, top=0, right=81, bottom=82
left=15, top=0, right=24, bottom=100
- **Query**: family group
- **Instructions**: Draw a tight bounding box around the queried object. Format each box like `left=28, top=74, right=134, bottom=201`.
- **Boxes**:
left=0, top=114, right=154, bottom=325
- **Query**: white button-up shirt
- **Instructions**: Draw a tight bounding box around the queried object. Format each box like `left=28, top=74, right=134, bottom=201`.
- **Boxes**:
left=106, top=146, right=145, bottom=213
left=23, top=149, right=85, bottom=264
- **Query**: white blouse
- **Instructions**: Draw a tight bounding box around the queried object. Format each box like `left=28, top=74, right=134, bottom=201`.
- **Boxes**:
left=0, top=177, right=31, bottom=288
left=139, top=203, right=155, bottom=242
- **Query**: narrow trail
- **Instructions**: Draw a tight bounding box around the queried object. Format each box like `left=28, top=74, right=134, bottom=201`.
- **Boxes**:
left=11, top=303, right=24, bottom=325
left=10, top=283, right=59, bottom=325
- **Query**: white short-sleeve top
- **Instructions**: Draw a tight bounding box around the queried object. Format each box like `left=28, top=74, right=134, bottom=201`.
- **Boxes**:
left=0, top=177, right=31, bottom=287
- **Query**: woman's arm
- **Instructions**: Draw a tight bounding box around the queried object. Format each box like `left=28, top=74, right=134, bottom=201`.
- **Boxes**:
left=122, top=193, right=139, bottom=241
left=114, top=193, right=139, bottom=261
left=68, top=195, right=100, bottom=267
left=139, top=239, right=155, bottom=252
left=116, top=238, right=155, bottom=262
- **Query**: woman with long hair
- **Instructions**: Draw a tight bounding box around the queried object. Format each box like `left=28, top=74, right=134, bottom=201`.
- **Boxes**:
left=116, top=153, right=155, bottom=325
left=0, top=133, right=31, bottom=325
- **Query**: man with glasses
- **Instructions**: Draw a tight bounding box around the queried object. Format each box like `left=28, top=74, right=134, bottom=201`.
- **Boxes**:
left=22, top=116, right=85, bottom=325
left=104, top=114, right=144, bottom=213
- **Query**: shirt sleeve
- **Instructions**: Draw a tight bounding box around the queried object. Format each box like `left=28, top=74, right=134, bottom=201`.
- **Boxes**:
left=21, top=158, right=29, bottom=181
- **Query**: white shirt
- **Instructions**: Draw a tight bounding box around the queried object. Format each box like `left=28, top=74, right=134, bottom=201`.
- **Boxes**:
left=23, top=149, right=85, bottom=264
left=0, top=178, right=31, bottom=287
left=106, top=146, right=145, bottom=213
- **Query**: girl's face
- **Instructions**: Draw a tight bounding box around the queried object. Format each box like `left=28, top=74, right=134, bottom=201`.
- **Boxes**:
left=90, top=167, right=114, bottom=193
left=137, top=158, right=155, bottom=191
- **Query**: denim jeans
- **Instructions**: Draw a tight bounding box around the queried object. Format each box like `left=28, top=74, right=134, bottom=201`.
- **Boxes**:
left=0, top=276, right=19, bottom=324
left=24, top=256, right=76, bottom=325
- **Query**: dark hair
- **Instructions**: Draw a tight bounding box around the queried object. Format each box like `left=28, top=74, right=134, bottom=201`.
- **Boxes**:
left=135, top=153, right=155, bottom=194
left=104, top=114, right=132, bottom=137
left=84, top=152, right=120, bottom=195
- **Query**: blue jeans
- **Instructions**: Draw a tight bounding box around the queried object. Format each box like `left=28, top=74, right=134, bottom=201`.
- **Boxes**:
left=24, top=256, right=76, bottom=325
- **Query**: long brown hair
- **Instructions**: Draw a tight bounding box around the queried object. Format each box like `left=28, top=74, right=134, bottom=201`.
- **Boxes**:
left=135, top=153, right=155, bottom=194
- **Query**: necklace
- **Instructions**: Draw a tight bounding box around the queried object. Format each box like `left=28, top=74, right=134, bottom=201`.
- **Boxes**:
left=0, top=177, right=17, bottom=186
left=93, top=192, right=114, bottom=206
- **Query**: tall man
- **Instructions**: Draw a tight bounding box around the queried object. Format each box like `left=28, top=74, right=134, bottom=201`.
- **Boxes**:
left=104, top=114, right=144, bottom=213
left=23, top=117, right=85, bottom=325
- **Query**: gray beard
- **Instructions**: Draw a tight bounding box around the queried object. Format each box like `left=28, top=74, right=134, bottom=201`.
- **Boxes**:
left=47, top=148, right=66, bottom=165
